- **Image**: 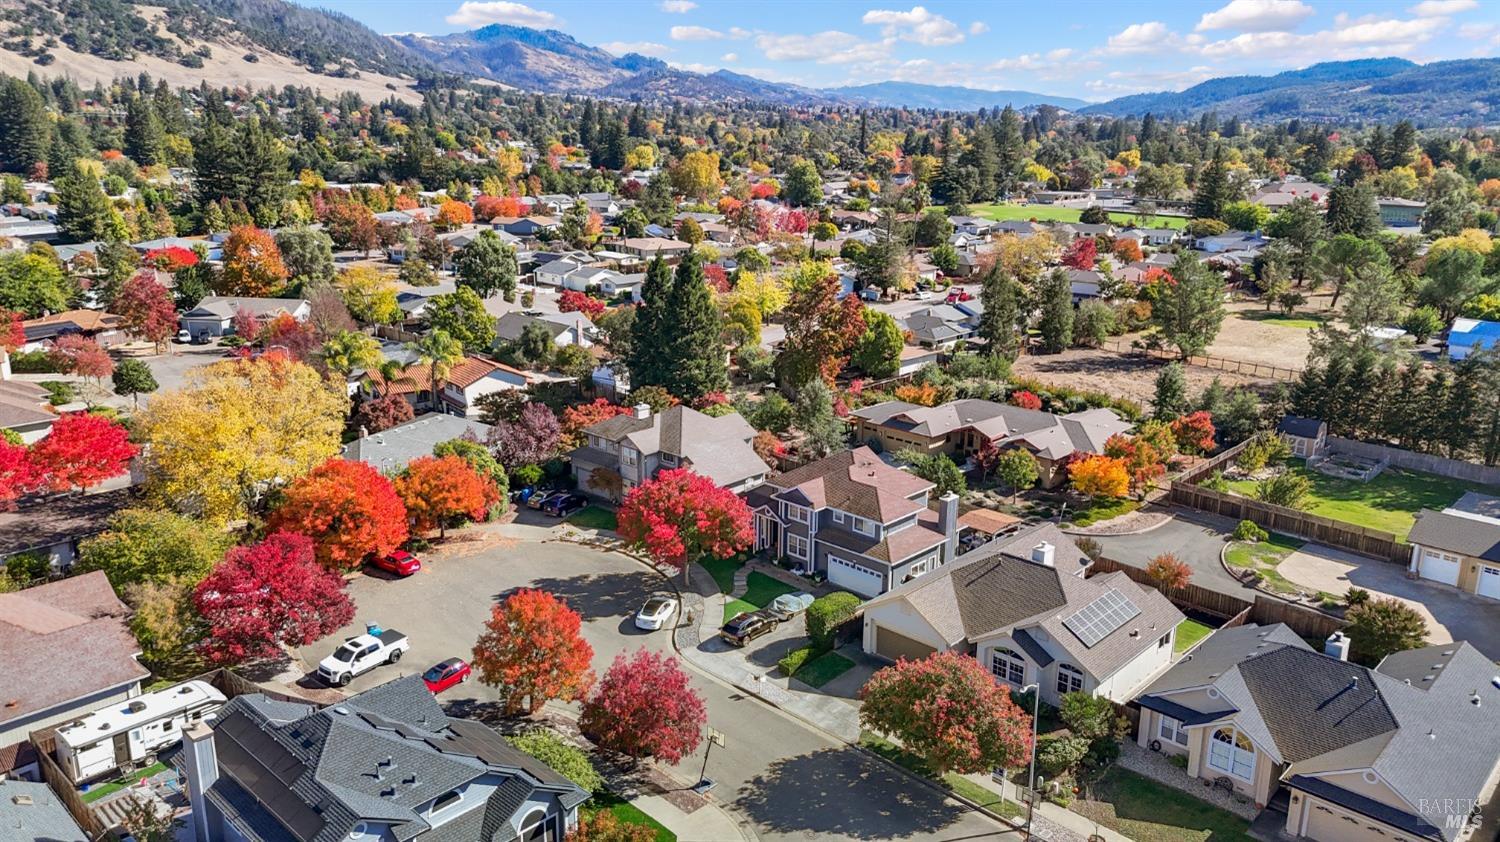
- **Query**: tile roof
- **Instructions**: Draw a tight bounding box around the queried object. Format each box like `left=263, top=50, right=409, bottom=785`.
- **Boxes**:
left=0, top=569, right=148, bottom=728
left=851, top=400, right=1130, bottom=461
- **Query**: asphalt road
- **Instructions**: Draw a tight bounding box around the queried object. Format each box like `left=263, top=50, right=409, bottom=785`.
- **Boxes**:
left=296, top=525, right=1009, bottom=842
left=1088, top=509, right=1248, bottom=597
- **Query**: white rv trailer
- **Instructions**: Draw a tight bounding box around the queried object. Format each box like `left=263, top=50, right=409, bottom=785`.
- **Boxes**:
left=54, top=680, right=226, bottom=784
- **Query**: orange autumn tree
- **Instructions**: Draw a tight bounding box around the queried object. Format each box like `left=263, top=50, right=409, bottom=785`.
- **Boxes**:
left=1069, top=454, right=1130, bottom=500
left=267, top=458, right=409, bottom=571
left=436, top=200, right=474, bottom=230
left=472, top=588, right=595, bottom=715
left=219, top=225, right=288, bottom=296
left=395, top=454, right=498, bottom=538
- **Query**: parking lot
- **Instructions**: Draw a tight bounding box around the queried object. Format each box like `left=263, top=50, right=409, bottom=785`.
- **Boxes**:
left=295, top=522, right=1008, bottom=842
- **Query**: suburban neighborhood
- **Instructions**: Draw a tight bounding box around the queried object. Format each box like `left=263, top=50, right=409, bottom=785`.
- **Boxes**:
left=1, top=1, right=1500, bottom=841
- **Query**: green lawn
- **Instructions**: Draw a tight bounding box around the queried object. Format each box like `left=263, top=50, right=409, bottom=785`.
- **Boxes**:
left=969, top=202, right=1190, bottom=229
left=81, top=762, right=168, bottom=803
left=1174, top=619, right=1214, bottom=654
left=565, top=505, right=617, bottom=531
left=1068, top=498, right=1140, bottom=527
left=1224, top=462, right=1498, bottom=539
left=1072, top=767, right=1252, bottom=842
left=795, top=651, right=857, bottom=688
left=723, top=571, right=798, bottom=621
left=859, top=731, right=1024, bottom=819
left=700, top=554, right=745, bottom=594
left=581, top=790, right=676, bottom=842
left=1224, top=533, right=1305, bottom=595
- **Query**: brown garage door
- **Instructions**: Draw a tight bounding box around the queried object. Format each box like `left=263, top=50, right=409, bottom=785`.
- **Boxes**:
left=875, top=626, right=937, bottom=662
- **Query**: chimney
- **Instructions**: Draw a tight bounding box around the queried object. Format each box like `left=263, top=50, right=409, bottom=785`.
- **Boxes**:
left=632, top=403, right=651, bottom=420
left=936, top=492, right=959, bottom=562
left=183, top=721, right=220, bottom=842
left=0, top=348, right=10, bottom=382
left=360, top=425, right=369, bottom=439
left=1325, top=631, right=1350, bottom=661
left=1032, top=542, right=1056, bottom=567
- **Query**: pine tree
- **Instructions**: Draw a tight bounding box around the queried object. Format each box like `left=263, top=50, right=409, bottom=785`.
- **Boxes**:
left=0, top=77, right=50, bottom=174
left=1191, top=145, right=1231, bottom=221
left=125, top=95, right=164, bottom=167
left=1036, top=269, right=1073, bottom=353
left=55, top=160, right=113, bottom=242
left=627, top=257, right=673, bottom=388
left=958, top=129, right=998, bottom=203
left=992, top=106, right=1025, bottom=196
left=1153, top=363, right=1188, bottom=420
left=977, top=265, right=1020, bottom=360
left=661, top=255, right=727, bottom=400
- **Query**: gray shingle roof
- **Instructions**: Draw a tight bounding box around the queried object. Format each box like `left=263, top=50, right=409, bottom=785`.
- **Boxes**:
left=1406, top=509, right=1500, bottom=561
left=0, top=780, right=87, bottom=842
left=344, top=414, right=493, bottom=475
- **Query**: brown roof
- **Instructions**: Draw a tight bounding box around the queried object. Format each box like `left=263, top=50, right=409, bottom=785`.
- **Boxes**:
left=444, top=356, right=529, bottom=389
left=771, top=447, right=932, bottom=523
left=0, top=571, right=148, bottom=728
left=958, top=508, right=1022, bottom=535
left=0, top=489, right=130, bottom=555
left=21, top=310, right=122, bottom=332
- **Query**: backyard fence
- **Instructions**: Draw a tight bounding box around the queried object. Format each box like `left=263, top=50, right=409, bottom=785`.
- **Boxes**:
left=1099, top=338, right=1302, bottom=382
left=1326, top=436, right=1500, bottom=486
left=1091, top=556, right=1252, bottom=621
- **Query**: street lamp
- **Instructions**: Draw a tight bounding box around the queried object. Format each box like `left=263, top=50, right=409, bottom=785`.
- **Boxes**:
left=1019, top=682, right=1043, bottom=840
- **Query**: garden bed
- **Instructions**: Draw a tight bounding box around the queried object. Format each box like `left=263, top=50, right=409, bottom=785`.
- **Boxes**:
left=581, top=790, right=677, bottom=842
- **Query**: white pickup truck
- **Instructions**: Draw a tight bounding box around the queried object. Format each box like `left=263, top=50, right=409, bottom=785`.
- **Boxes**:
left=317, top=623, right=409, bottom=687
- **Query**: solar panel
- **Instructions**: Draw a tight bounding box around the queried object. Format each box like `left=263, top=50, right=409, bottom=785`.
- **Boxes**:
left=1062, top=588, right=1141, bottom=648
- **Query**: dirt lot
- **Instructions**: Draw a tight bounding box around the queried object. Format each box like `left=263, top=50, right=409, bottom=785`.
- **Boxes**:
left=1013, top=346, right=1273, bottom=407
left=1205, top=298, right=1334, bottom=370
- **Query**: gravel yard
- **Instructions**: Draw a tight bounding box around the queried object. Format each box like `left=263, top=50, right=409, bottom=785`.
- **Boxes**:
left=1012, top=347, right=1271, bottom=407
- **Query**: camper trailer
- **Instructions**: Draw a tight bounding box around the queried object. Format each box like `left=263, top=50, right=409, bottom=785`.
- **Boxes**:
left=54, top=681, right=226, bottom=784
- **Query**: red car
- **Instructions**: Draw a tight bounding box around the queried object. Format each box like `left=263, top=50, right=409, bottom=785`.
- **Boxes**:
left=423, top=658, right=471, bottom=693
left=946, top=290, right=973, bottom=303
left=369, top=550, right=422, bottom=576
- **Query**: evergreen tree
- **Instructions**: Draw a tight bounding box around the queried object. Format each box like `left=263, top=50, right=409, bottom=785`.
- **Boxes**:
left=958, top=129, right=998, bottom=203
left=992, top=106, right=1025, bottom=196
left=1190, top=145, right=1232, bottom=221
left=124, top=95, right=164, bottom=167
left=783, top=159, right=822, bottom=208
left=0, top=77, right=50, bottom=174
left=1153, top=363, right=1188, bottom=420
left=1324, top=182, right=1380, bottom=238
left=55, top=160, right=114, bottom=242
left=1152, top=254, right=1226, bottom=358
left=977, top=265, right=1020, bottom=360
left=661, top=255, right=727, bottom=400
left=627, top=257, right=674, bottom=388
left=1036, top=269, right=1073, bottom=353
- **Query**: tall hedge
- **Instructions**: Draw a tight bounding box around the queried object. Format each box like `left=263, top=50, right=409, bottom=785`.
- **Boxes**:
left=806, top=591, right=862, bottom=649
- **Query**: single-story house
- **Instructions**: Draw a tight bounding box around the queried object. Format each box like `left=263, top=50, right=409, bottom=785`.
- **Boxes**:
left=898, top=344, right=943, bottom=377
left=495, top=215, right=560, bottom=237
left=0, top=379, right=56, bottom=443
left=1135, top=624, right=1500, bottom=842
left=1118, top=227, right=1178, bottom=246
left=1447, top=317, right=1500, bottom=361
left=904, top=304, right=979, bottom=349
left=495, top=311, right=595, bottom=349
left=534, top=258, right=584, bottom=288
left=0, top=488, right=132, bottom=570
left=1276, top=415, right=1328, bottom=459
left=600, top=272, right=647, bottom=302
left=438, top=356, right=532, bottom=418
left=1195, top=231, right=1269, bottom=254
left=1378, top=197, right=1425, bottom=228
left=571, top=404, right=768, bottom=501
left=20, top=310, right=126, bottom=352
left=613, top=237, right=693, bottom=260
left=861, top=522, right=1182, bottom=706
left=179, top=296, right=311, bottom=340
left=0, top=570, right=148, bottom=780
left=1406, top=491, right=1500, bottom=600
left=344, top=413, right=493, bottom=475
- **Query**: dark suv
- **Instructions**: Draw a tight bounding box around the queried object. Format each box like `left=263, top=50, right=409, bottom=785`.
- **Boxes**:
left=719, top=610, right=780, bottom=647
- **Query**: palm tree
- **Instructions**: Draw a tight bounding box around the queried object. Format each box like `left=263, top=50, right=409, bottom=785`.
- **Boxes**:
left=319, top=330, right=382, bottom=378
left=407, top=329, right=464, bottom=411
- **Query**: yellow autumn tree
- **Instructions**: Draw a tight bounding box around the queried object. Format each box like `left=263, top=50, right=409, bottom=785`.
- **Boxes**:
left=336, top=266, right=401, bottom=325
left=990, top=232, right=1059, bottom=285
left=624, top=144, right=656, bottom=171
left=670, top=150, right=723, bottom=201
left=135, top=356, right=349, bottom=523
left=1069, top=455, right=1130, bottom=500
left=725, top=271, right=789, bottom=318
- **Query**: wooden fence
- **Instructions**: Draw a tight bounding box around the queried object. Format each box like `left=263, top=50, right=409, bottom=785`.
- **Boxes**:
left=1091, top=556, right=1251, bottom=621
left=1099, top=338, right=1302, bottom=382
left=1327, top=435, right=1500, bottom=486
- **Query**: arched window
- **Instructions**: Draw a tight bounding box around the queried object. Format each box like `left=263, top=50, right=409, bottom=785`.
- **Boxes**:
left=1208, top=726, right=1255, bottom=780
left=990, top=647, right=1026, bottom=686
left=520, top=808, right=551, bottom=841
left=1056, top=663, right=1084, bottom=695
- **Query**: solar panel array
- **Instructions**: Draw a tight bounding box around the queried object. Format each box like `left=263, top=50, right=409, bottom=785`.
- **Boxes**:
left=1063, top=588, right=1141, bottom=648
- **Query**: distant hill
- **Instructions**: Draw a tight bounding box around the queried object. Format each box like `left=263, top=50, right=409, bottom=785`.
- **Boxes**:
left=392, top=25, right=663, bottom=92
left=1084, top=57, right=1500, bottom=124
left=831, top=82, right=1088, bottom=111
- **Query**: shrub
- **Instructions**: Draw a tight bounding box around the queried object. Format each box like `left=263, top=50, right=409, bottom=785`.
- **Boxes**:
left=1236, top=433, right=1291, bottom=472
left=8, top=349, right=58, bottom=373
left=1074, top=536, right=1103, bottom=562
left=778, top=644, right=819, bottom=676
left=505, top=729, right=604, bottom=794
left=1232, top=520, right=1268, bottom=542
left=3, top=550, right=49, bottom=584
left=1201, top=470, right=1231, bottom=492
left=1345, top=597, right=1427, bottom=662
left=1036, top=735, right=1090, bottom=778
left=1345, top=587, right=1371, bottom=607
left=1257, top=472, right=1312, bottom=509
left=807, top=591, right=862, bottom=648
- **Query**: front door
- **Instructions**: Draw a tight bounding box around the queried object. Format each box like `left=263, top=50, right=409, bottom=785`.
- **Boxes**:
left=755, top=514, right=778, bottom=552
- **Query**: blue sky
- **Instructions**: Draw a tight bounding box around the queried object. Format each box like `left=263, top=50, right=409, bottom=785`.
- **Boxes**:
left=299, top=0, right=1500, bottom=100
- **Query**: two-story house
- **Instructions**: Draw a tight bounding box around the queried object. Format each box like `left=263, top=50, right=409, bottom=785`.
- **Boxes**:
left=743, top=447, right=961, bottom=597
left=848, top=399, right=1132, bottom=488
left=570, top=404, right=769, bottom=501
left=183, top=676, right=589, bottom=842
left=1135, top=624, right=1500, bottom=842
left=860, top=523, right=1182, bottom=705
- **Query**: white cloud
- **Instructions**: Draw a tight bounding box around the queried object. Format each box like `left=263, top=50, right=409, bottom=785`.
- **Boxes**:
left=1045, top=47, right=1073, bottom=61
left=755, top=30, right=891, bottom=64
left=1192, top=13, right=1448, bottom=60
left=727, top=27, right=753, bottom=39
left=1459, top=21, right=1497, bottom=38
left=670, top=25, right=724, bottom=40
left=1102, top=21, right=1172, bottom=54
left=445, top=1, right=556, bottom=28
left=659, top=0, right=697, bottom=12
left=599, top=41, right=670, bottom=56
left=669, top=61, right=720, bottom=73
left=1091, top=65, right=1218, bottom=94
left=1409, top=0, right=1477, bottom=16
left=721, top=52, right=739, bottom=62
left=1196, top=0, right=1314, bottom=32
left=861, top=6, right=967, bottom=46
left=968, top=21, right=990, bottom=36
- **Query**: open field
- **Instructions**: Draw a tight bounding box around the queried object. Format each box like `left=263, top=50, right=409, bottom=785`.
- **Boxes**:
left=970, top=202, right=1190, bottom=229
left=1204, top=300, right=1328, bottom=370
left=1013, top=347, right=1272, bottom=407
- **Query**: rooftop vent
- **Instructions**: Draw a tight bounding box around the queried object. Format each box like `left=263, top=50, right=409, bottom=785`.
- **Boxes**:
left=1472, top=691, right=1483, bottom=707
left=1031, top=542, right=1055, bottom=567
left=128, top=701, right=147, bottom=714
left=11, top=794, right=33, bottom=806
left=333, top=706, right=349, bottom=716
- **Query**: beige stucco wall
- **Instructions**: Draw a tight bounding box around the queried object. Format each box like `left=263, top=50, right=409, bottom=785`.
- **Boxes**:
left=862, top=599, right=949, bottom=660
left=1286, top=791, right=1425, bottom=842
left=1190, top=724, right=1276, bottom=806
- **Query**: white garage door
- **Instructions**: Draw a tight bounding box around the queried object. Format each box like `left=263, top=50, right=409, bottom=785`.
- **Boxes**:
left=828, top=555, right=884, bottom=597
left=1420, top=549, right=1461, bottom=586
left=1479, top=565, right=1500, bottom=600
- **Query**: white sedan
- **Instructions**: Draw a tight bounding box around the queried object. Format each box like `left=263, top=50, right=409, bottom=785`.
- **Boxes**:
left=634, top=595, right=679, bottom=631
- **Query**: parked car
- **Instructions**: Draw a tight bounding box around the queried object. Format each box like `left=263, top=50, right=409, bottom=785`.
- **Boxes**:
left=369, top=549, right=421, bottom=576
left=860, top=288, right=880, bottom=301
left=719, top=610, right=780, bottom=647
left=527, top=489, right=566, bottom=510
left=910, top=289, right=933, bottom=301
left=946, top=290, right=973, bottom=303
left=634, top=594, right=679, bottom=631
left=317, top=623, right=409, bottom=687
left=175, top=329, right=191, bottom=343
left=543, top=492, right=588, bottom=517
left=768, top=592, right=815, bottom=620
left=422, top=658, right=471, bottom=693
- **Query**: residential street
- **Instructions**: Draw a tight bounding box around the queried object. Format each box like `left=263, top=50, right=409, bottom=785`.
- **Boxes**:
left=295, top=517, right=1012, bottom=842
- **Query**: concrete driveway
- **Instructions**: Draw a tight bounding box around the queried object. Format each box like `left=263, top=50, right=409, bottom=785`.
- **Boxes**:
left=296, top=525, right=1008, bottom=842
left=1279, top=544, right=1500, bottom=658
left=1087, top=508, right=1249, bottom=596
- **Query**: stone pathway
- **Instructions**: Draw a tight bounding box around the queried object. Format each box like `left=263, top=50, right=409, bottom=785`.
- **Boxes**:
left=1116, top=740, right=1258, bottom=820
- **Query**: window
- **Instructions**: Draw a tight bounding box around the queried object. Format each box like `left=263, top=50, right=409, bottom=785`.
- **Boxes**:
left=852, top=516, right=877, bottom=537
left=1056, top=663, right=1084, bottom=695
left=1208, top=727, right=1255, bottom=780
left=622, top=449, right=637, bottom=468
left=832, top=510, right=846, bottom=525
left=991, top=647, right=1025, bottom=686
left=520, top=809, right=554, bottom=842
left=786, top=504, right=808, bottom=524
left=429, top=790, right=463, bottom=814
left=787, top=535, right=809, bottom=560
left=1158, top=632, right=1172, bottom=648
left=1158, top=715, right=1189, bottom=746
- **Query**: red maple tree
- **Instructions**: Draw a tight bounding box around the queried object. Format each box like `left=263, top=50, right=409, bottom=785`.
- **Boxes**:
left=114, top=272, right=179, bottom=351
left=1170, top=411, right=1217, bottom=455
left=268, top=458, right=409, bottom=571
left=0, top=440, right=41, bottom=509
left=471, top=588, right=595, bottom=715
left=473, top=195, right=525, bottom=220
left=193, top=531, right=356, bottom=664
left=1062, top=237, right=1097, bottom=270
left=558, top=290, right=607, bottom=320
left=48, top=334, right=114, bottom=381
left=858, top=651, right=1033, bottom=774
left=394, top=454, right=498, bottom=538
left=31, top=413, right=138, bottom=491
left=561, top=399, right=631, bottom=449
left=616, top=467, right=752, bottom=583
left=1146, top=552, right=1193, bottom=593
left=579, top=649, right=705, bottom=765
left=702, top=264, right=730, bottom=293
left=262, top=313, right=320, bottom=362
left=354, top=394, right=415, bottom=433
left=1009, top=390, right=1042, bottom=410
left=1, top=309, right=23, bottom=351
left=325, top=202, right=381, bottom=254
left=143, top=245, right=199, bottom=271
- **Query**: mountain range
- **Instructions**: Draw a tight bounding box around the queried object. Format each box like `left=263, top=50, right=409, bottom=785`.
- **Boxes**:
left=1, top=0, right=1495, bottom=123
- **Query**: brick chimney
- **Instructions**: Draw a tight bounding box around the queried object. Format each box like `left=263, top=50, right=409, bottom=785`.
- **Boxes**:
left=183, top=721, right=220, bottom=842
left=936, top=492, right=959, bottom=562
